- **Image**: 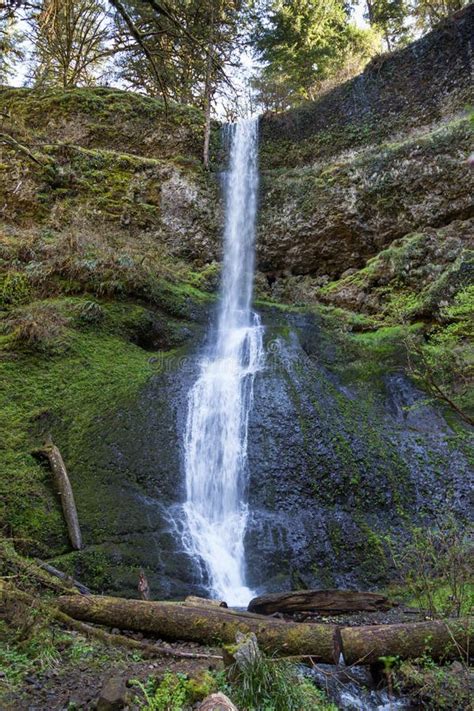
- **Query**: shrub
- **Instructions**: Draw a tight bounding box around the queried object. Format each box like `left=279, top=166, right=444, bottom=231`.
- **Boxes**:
left=74, top=299, right=104, bottom=325
left=388, top=514, right=474, bottom=618
left=5, top=303, right=70, bottom=353
left=133, top=673, right=194, bottom=711
left=404, top=286, right=474, bottom=425
left=227, top=652, right=337, bottom=711
left=0, top=272, right=31, bottom=308
left=395, top=657, right=471, bottom=710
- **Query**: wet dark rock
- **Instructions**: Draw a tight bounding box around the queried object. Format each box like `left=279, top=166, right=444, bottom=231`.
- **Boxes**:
left=47, top=303, right=473, bottom=599
left=244, top=308, right=473, bottom=593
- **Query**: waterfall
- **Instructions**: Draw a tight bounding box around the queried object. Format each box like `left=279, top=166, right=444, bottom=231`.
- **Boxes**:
left=182, top=119, right=263, bottom=607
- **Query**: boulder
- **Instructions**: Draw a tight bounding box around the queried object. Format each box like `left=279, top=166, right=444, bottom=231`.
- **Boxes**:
left=96, top=676, right=129, bottom=711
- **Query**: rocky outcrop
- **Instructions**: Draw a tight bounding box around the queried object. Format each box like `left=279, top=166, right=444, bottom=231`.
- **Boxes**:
left=264, top=219, right=473, bottom=319
left=245, top=309, right=473, bottom=593
left=1, top=86, right=209, bottom=160
left=317, top=219, right=474, bottom=317
left=257, top=118, right=473, bottom=278
left=255, top=6, right=473, bottom=280
left=0, top=87, right=222, bottom=263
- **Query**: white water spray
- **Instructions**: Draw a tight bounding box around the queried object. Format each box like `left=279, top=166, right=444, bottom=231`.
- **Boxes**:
left=182, top=120, right=263, bottom=606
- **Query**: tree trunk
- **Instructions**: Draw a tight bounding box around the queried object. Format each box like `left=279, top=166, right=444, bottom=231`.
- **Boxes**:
left=202, top=7, right=215, bottom=170
left=57, top=594, right=340, bottom=662
left=341, top=618, right=473, bottom=665
left=248, top=590, right=395, bottom=615
left=37, top=440, right=82, bottom=550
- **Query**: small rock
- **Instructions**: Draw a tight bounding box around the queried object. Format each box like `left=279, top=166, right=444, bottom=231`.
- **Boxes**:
left=197, top=692, right=239, bottom=710
left=96, top=676, right=129, bottom=711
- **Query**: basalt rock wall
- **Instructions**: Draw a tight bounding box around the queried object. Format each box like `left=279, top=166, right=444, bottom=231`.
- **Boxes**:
left=258, top=4, right=474, bottom=169
left=255, top=5, right=474, bottom=281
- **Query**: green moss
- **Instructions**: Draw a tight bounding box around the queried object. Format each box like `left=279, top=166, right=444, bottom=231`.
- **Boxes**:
left=0, top=86, right=205, bottom=160
left=260, top=112, right=471, bottom=169
left=0, top=272, right=31, bottom=308
left=0, top=299, right=154, bottom=551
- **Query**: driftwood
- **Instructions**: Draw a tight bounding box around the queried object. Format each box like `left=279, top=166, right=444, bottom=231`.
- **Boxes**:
left=341, top=618, right=473, bottom=665
left=185, top=595, right=228, bottom=609
left=34, top=440, right=82, bottom=550
left=57, top=594, right=340, bottom=662
left=248, top=589, right=395, bottom=615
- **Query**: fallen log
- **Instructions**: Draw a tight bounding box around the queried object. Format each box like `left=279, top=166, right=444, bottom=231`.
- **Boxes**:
left=55, top=612, right=222, bottom=660
left=0, top=541, right=79, bottom=595
left=37, top=561, right=90, bottom=595
left=248, top=589, right=395, bottom=615
left=341, top=618, right=473, bottom=665
left=0, top=582, right=220, bottom=661
left=57, top=594, right=340, bottom=662
left=34, top=440, right=82, bottom=550
left=185, top=595, right=228, bottom=609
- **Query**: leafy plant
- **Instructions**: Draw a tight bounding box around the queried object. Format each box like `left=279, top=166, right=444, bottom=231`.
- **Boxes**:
left=387, top=514, right=473, bottom=618
left=404, top=286, right=474, bottom=425
left=74, top=299, right=104, bottom=325
left=4, top=302, right=70, bottom=353
left=132, top=673, right=191, bottom=711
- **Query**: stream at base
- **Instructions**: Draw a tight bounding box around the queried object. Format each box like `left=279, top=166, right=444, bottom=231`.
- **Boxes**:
left=304, top=663, right=415, bottom=710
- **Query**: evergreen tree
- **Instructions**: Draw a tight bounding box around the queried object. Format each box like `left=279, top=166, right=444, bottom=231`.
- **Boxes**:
left=0, top=16, right=24, bottom=85
left=253, top=0, right=379, bottom=108
left=411, top=0, right=468, bottom=32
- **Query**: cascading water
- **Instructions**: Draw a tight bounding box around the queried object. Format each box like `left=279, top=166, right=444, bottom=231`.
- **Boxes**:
left=182, top=119, right=263, bottom=607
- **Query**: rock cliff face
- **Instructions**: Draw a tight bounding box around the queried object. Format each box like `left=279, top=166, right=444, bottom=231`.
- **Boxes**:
left=255, top=4, right=473, bottom=280
left=258, top=5, right=473, bottom=169
left=0, top=87, right=222, bottom=262
left=245, top=309, right=472, bottom=592
left=257, top=119, right=473, bottom=278
left=1, top=12, right=472, bottom=598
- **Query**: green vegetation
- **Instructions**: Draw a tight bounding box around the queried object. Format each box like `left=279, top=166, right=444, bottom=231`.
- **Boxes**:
left=224, top=651, right=337, bottom=711
left=132, top=654, right=337, bottom=711
left=386, top=515, right=474, bottom=618
left=132, top=671, right=219, bottom=711
left=394, top=656, right=472, bottom=710
left=0, top=86, right=206, bottom=160
left=0, top=297, right=153, bottom=548
left=252, top=0, right=380, bottom=110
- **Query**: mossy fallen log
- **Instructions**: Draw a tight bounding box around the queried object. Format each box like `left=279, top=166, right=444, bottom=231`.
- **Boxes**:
left=248, top=589, right=395, bottom=615
left=57, top=594, right=340, bottom=662
left=0, top=582, right=221, bottom=660
left=341, top=618, right=473, bottom=665
left=34, top=440, right=82, bottom=550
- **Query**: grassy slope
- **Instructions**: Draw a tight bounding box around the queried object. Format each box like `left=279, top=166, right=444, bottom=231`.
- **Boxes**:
left=0, top=87, right=217, bottom=555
